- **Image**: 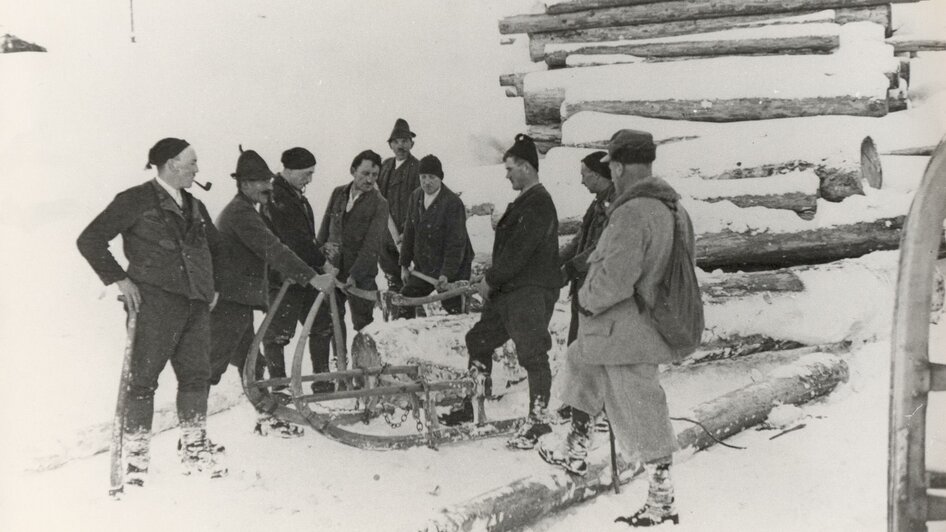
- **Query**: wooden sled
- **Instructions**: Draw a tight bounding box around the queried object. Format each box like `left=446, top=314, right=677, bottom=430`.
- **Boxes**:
left=241, top=279, right=521, bottom=450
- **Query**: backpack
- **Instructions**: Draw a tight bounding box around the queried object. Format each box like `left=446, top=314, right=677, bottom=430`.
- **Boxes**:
left=633, top=199, right=704, bottom=359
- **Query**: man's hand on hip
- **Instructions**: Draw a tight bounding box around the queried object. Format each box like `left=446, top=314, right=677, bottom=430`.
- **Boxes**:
left=116, top=278, right=142, bottom=313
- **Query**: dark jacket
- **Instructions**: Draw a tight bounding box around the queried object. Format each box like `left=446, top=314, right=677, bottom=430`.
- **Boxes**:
left=486, top=183, right=561, bottom=294
left=215, top=193, right=316, bottom=308
left=77, top=179, right=219, bottom=303
left=264, top=174, right=326, bottom=277
left=317, top=183, right=389, bottom=288
left=399, top=184, right=473, bottom=281
left=377, top=155, right=419, bottom=233
left=560, top=184, right=615, bottom=297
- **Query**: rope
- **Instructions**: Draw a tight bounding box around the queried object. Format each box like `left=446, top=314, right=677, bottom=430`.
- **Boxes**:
left=670, top=416, right=747, bottom=450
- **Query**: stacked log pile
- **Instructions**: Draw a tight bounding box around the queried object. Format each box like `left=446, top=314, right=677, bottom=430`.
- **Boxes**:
left=483, top=0, right=945, bottom=273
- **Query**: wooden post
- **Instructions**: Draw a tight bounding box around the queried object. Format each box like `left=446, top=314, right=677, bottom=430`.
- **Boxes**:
left=888, top=137, right=946, bottom=531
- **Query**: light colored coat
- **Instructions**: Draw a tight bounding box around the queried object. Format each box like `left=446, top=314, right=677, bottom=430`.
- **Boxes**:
left=571, top=177, right=692, bottom=366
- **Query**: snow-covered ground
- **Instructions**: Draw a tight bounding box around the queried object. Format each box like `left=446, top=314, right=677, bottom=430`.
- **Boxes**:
left=2, top=0, right=946, bottom=531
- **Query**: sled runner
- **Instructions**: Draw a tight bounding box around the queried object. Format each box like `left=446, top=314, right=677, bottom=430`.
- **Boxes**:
left=241, top=279, right=523, bottom=450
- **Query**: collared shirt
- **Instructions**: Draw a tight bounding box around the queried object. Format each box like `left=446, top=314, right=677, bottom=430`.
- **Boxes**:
left=346, top=185, right=363, bottom=212
left=154, top=176, right=183, bottom=208
left=395, top=158, right=407, bottom=170
left=423, top=187, right=441, bottom=210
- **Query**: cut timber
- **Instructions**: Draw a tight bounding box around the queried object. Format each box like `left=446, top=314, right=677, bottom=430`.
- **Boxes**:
left=547, top=132, right=878, bottom=206
left=422, top=353, right=849, bottom=532
left=527, top=124, right=561, bottom=154
left=498, top=73, right=525, bottom=97
left=697, top=217, right=908, bottom=270
left=543, top=23, right=840, bottom=68
left=886, top=38, right=946, bottom=54
left=652, top=132, right=882, bottom=201
left=354, top=253, right=934, bottom=396
left=560, top=111, right=934, bottom=182
left=523, top=54, right=892, bottom=125
left=882, top=145, right=936, bottom=156
left=499, top=0, right=909, bottom=34
left=527, top=7, right=888, bottom=61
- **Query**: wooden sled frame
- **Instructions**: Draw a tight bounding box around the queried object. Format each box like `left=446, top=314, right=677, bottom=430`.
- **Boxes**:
left=241, top=279, right=521, bottom=450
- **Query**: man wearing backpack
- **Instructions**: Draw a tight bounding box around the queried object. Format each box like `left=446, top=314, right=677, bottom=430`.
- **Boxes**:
left=553, top=129, right=698, bottom=528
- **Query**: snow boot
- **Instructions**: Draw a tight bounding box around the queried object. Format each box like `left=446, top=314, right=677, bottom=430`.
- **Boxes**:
left=507, top=397, right=552, bottom=450
left=538, top=410, right=591, bottom=474
left=254, top=415, right=304, bottom=438
left=615, top=462, right=678, bottom=527
left=180, top=426, right=228, bottom=479
left=177, top=437, right=226, bottom=457
left=124, top=430, right=151, bottom=487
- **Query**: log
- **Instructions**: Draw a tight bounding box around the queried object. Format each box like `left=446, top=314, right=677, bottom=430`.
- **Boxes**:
left=353, top=253, right=935, bottom=397
left=886, top=38, right=946, bottom=54
left=542, top=23, right=840, bottom=68
left=696, top=217, right=908, bottom=270
left=547, top=132, right=878, bottom=206
left=527, top=7, right=889, bottom=61
left=882, top=145, right=936, bottom=156
left=523, top=54, right=893, bottom=125
left=560, top=111, right=939, bottom=185
left=422, top=352, right=849, bottom=532
left=498, top=73, right=525, bottom=97
left=527, top=124, right=561, bottom=154
left=499, top=0, right=909, bottom=34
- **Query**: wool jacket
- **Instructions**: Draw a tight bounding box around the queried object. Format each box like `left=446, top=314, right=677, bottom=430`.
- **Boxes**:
left=486, top=183, right=561, bottom=294
left=317, top=183, right=389, bottom=287
left=77, top=179, right=220, bottom=303
left=265, top=174, right=326, bottom=272
left=560, top=183, right=615, bottom=296
left=215, top=192, right=316, bottom=308
left=399, top=184, right=473, bottom=281
left=574, top=177, right=694, bottom=365
left=377, top=154, right=419, bottom=233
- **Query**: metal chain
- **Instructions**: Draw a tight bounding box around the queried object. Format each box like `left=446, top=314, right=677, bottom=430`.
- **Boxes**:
left=382, top=405, right=411, bottom=429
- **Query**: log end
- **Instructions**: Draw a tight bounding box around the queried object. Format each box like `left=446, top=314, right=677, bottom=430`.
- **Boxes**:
left=351, top=332, right=381, bottom=369
left=861, top=136, right=883, bottom=190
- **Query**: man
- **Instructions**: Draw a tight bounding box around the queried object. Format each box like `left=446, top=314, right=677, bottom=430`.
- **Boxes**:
left=441, top=134, right=561, bottom=452
left=77, top=138, right=226, bottom=485
left=315, top=150, right=389, bottom=391
left=398, top=154, right=474, bottom=316
left=377, top=118, right=420, bottom=316
left=538, top=151, right=614, bottom=474
left=261, top=147, right=329, bottom=394
left=559, top=130, right=693, bottom=527
left=208, top=147, right=332, bottom=437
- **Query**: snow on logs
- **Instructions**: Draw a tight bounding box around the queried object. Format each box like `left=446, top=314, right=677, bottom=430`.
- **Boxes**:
left=526, top=7, right=891, bottom=62
left=352, top=252, right=942, bottom=400
left=422, top=352, right=850, bottom=532
left=498, top=0, right=907, bottom=34
left=556, top=121, right=883, bottom=201
left=523, top=52, right=894, bottom=125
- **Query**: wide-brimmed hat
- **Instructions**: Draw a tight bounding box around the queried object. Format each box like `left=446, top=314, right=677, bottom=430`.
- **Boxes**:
left=387, top=118, right=417, bottom=142
left=231, top=145, right=274, bottom=181
left=601, top=129, right=656, bottom=164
